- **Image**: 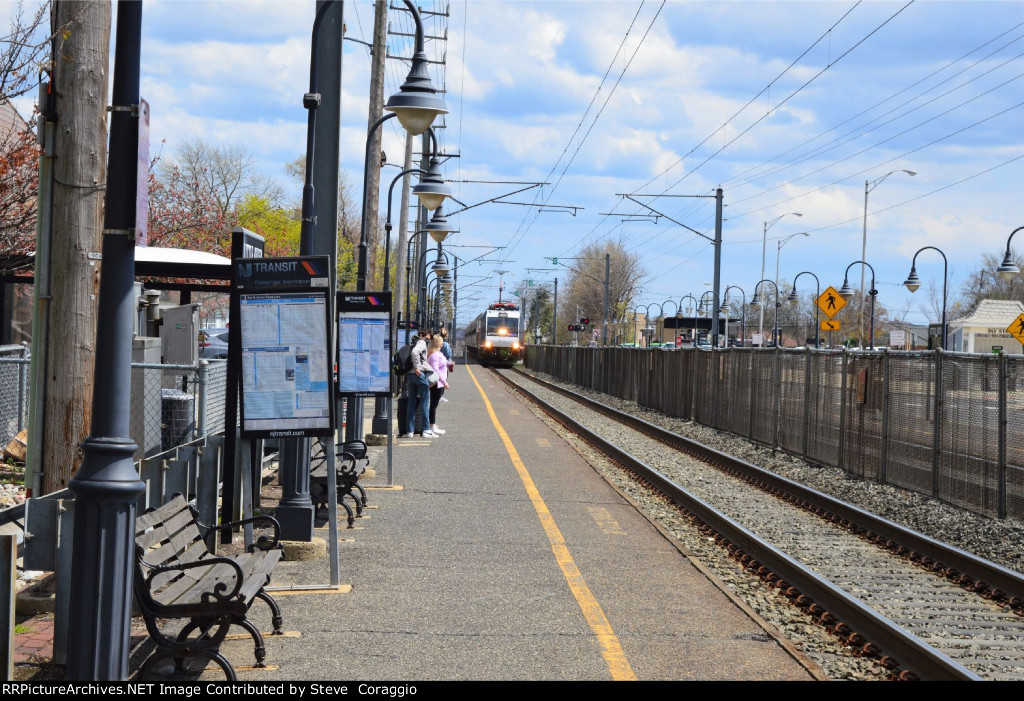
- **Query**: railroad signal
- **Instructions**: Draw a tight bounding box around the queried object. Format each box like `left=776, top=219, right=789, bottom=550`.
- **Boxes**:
left=580, top=317, right=590, bottom=325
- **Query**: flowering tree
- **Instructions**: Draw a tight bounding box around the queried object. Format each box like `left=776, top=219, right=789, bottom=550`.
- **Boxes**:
left=0, top=115, right=38, bottom=255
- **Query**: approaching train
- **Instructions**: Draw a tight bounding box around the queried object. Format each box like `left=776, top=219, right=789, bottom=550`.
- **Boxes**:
left=464, top=302, right=523, bottom=366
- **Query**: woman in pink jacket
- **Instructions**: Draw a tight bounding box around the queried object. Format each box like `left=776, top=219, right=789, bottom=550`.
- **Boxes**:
left=427, top=334, right=450, bottom=435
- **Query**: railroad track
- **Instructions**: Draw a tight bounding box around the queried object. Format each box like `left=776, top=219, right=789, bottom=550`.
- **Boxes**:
left=494, top=366, right=1024, bottom=681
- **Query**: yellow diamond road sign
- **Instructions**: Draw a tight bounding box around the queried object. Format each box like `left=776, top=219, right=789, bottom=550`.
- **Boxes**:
left=817, top=286, right=846, bottom=318
left=1008, top=313, right=1024, bottom=345
left=821, top=319, right=841, bottom=331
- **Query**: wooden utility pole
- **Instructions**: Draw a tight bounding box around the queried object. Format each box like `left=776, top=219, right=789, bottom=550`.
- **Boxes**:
left=363, top=0, right=387, bottom=286
left=43, top=0, right=110, bottom=493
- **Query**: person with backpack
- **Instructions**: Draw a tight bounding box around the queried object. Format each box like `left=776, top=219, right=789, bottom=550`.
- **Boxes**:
left=399, top=329, right=438, bottom=438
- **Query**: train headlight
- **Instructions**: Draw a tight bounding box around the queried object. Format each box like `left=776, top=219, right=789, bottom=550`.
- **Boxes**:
left=484, top=341, right=492, bottom=349
left=497, top=328, right=508, bottom=336
left=512, top=342, right=520, bottom=350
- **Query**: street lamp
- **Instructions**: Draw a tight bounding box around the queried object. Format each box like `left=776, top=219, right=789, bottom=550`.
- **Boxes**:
left=383, top=1, right=448, bottom=135
left=723, top=285, right=746, bottom=346
left=997, top=226, right=1023, bottom=280
left=861, top=169, right=916, bottom=341
left=679, top=294, right=699, bottom=347
left=643, top=302, right=663, bottom=346
left=699, top=290, right=721, bottom=346
left=761, top=213, right=802, bottom=339
left=838, top=260, right=877, bottom=349
left=787, top=272, right=821, bottom=348
left=775, top=232, right=809, bottom=293
left=661, top=299, right=678, bottom=346
left=903, top=246, right=948, bottom=350
left=751, top=280, right=780, bottom=346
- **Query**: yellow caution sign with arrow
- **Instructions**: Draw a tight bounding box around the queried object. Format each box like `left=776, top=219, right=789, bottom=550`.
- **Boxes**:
left=821, top=319, right=841, bottom=332
left=817, top=286, right=846, bottom=319
left=1008, top=313, right=1024, bottom=345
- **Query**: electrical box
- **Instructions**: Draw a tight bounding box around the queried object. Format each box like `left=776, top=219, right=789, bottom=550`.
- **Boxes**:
left=161, top=303, right=199, bottom=366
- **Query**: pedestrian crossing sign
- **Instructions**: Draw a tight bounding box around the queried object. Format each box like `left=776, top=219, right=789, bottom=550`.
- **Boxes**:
left=817, top=286, right=846, bottom=319
left=1008, top=313, right=1024, bottom=345
left=821, top=319, right=841, bottom=331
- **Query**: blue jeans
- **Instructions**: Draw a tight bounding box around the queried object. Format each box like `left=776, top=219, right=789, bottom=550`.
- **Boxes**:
left=406, top=373, right=430, bottom=434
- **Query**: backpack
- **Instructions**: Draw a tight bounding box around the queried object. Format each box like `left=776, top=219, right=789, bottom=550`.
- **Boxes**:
left=392, top=345, right=414, bottom=376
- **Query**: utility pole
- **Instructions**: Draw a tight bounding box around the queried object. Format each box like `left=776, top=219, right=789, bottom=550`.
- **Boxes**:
left=395, top=133, right=413, bottom=344
left=364, top=0, right=387, bottom=287
left=712, top=187, right=723, bottom=347
left=603, top=253, right=610, bottom=345
left=42, top=0, right=111, bottom=494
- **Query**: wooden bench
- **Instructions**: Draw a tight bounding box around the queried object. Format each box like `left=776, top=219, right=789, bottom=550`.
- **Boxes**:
left=133, top=495, right=284, bottom=680
left=310, top=439, right=369, bottom=528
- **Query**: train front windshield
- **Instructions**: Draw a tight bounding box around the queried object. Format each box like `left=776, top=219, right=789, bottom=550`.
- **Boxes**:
left=486, top=314, right=518, bottom=336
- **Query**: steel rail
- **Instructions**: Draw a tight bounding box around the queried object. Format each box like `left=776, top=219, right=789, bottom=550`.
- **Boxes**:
left=510, top=367, right=1024, bottom=605
left=494, top=367, right=982, bottom=681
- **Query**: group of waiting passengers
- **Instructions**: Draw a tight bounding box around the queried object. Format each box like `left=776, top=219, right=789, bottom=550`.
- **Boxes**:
left=398, top=327, right=452, bottom=438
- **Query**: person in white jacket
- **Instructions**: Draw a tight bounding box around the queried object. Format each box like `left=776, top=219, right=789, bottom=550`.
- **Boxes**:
left=400, top=330, right=438, bottom=437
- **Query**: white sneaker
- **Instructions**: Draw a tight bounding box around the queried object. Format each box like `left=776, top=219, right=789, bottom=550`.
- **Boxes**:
left=439, top=397, right=449, bottom=402
left=431, top=427, right=445, bottom=435
left=398, top=433, right=413, bottom=438
left=421, top=430, right=439, bottom=437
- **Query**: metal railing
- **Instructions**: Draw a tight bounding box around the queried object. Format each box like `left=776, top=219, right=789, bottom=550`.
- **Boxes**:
left=527, top=345, right=1024, bottom=520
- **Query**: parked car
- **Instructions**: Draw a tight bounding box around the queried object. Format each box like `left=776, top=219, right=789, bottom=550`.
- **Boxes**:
left=198, top=327, right=229, bottom=359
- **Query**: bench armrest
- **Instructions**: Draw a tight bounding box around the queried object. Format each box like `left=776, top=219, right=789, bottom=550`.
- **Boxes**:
left=190, top=507, right=282, bottom=552
left=137, top=550, right=245, bottom=602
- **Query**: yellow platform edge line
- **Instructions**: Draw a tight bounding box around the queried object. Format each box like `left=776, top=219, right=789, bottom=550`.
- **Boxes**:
left=467, top=365, right=637, bottom=682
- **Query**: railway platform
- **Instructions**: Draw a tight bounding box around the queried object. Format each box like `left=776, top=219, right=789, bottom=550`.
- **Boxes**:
left=13, top=360, right=823, bottom=682
left=206, top=361, right=821, bottom=681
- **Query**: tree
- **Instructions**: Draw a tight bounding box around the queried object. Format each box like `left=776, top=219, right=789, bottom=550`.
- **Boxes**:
left=959, top=251, right=1024, bottom=311
left=0, top=0, right=55, bottom=103
left=161, top=138, right=282, bottom=218
left=0, top=111, right=38, bottom=254
left=556, top=238, right=644, bottom=345
left=235, top=194, right=299, bottom=256
left=147, top=152, right=232, bottom=254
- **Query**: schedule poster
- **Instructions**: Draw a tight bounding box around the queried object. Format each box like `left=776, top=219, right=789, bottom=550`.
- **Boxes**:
left=239, top=291, right=333, bottom=436
left=337, top=291, right=392, bottom=397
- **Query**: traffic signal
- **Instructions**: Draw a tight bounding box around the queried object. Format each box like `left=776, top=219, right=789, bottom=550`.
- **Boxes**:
left=580, top=317, right=590, bottom=325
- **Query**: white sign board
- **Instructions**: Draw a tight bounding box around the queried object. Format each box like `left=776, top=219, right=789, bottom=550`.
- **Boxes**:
left=889, top=330, right=906, bottom=347
left=752, top=333, right=764, bottom=346
left=239, top=292, right=332, bottom=435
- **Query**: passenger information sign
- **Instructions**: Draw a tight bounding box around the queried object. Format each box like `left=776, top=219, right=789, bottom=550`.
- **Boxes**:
left=235, top=257, right=335, bottom=438
left=337, top=291, right=393, bottom=397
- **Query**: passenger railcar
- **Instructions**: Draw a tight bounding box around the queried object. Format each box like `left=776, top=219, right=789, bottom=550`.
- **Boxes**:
left=464, top=302, right=523, bottom=366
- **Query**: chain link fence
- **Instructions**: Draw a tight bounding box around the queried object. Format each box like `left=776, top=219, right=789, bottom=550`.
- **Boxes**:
left=0, top=345, right=29, bottom=450
left=527, top=345, right=1024, bottom=520
left=0, top=354, right=233, bottom=464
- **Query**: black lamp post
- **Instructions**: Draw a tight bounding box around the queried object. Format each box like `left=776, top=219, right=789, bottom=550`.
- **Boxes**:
left=351, top=0, right=447, bottom=443
left=787, top=272, right=821, bottom=348
left=903, top=247, right=948, bottom=351
left=751, top=280, right=780, bottom=347
left=997, top=226, right=1023, bottom=280
left=66, top=0, right=146, bottom=680
left=699, top=290, right=721, bottom=346
left=838, top=261, right=877, bottom=350
left=678, top=294, right=699, bottom=346
left=723, top=285, right=746, bottom=346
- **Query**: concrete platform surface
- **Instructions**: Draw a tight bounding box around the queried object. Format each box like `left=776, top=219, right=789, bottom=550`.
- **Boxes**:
left=206, top=363, right=821, bottom=681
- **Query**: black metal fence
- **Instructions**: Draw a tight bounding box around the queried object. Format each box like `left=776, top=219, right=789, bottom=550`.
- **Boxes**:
left=526, top=345, right=1024, bottom=520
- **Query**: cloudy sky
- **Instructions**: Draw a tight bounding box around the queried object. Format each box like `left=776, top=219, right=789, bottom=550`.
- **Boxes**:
left=7, top=0, right=1024, bottom=331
